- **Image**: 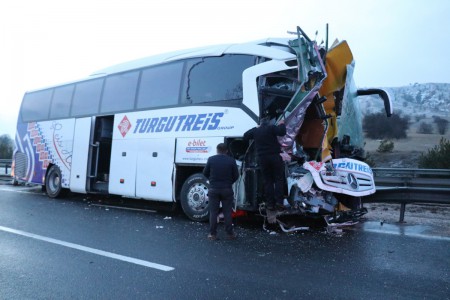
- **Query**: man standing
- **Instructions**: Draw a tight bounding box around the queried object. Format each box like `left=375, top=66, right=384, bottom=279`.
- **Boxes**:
left=244, top=117, right=286, bottom=211
left=203, top=143, right=239, bottom=240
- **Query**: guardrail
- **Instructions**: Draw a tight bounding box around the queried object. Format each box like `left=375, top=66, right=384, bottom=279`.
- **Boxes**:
left=0, top=161, right=448, bottom=222
left=0, top=159, right=12, bottom=175
left=365, top=168, right=450, bottom=222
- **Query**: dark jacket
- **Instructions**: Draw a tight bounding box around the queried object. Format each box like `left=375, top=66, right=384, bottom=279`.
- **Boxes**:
left=203, top=154, right=239, bottom=189
left=243, top=123, right=286, bottom=156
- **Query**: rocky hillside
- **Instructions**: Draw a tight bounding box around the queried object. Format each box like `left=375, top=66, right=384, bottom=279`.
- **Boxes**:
left=359, top=83, right=450, bottom=117
left=358, top=83, right=450, bottom=168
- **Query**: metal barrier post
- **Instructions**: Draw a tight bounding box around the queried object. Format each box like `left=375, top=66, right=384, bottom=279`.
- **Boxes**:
left=399, top=203, right=406, bottom=223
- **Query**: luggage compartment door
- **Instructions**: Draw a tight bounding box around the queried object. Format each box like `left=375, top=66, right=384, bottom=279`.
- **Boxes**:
left=135, top=138, right=175, bottom=202
left=108, top=138, right=138, bottom=197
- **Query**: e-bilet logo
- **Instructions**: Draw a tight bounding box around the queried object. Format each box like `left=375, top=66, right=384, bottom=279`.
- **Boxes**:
left=118, top=116, right=132, bottom=137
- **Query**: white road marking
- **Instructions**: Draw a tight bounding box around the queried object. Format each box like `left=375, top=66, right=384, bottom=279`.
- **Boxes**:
left=0, top=225, right=174, bottom=271
left=0, top=186, right=42, bottom=194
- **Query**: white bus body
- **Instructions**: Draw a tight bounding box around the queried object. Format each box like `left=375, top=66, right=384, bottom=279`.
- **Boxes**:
left=13, top=27, right=392, bottom=222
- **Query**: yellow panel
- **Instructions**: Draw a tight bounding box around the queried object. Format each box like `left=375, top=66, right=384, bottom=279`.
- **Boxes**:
left=320, top=40, right=353, bottom=95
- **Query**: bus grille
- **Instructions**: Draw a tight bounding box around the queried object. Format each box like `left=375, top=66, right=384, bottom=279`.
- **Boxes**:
left=319, top=170, right=374, bottom=193
left=14, top=151, right=28, bottom=179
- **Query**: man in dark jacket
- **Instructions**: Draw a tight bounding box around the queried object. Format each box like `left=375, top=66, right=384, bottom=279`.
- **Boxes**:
left=203, top=143, right=239, bottom=240
left=244, top=117, right=286, bottom=211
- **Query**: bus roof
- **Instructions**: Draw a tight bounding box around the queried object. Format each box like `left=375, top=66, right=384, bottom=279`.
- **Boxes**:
left=91, top=38, right=296, bottom=76
left=26, top=38, right=297, bottom=92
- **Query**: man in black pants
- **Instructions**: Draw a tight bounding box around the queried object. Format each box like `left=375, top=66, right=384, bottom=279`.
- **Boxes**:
left=203, top=143, right=239, bottom=240
left=244, top=117, right=286, bottom=211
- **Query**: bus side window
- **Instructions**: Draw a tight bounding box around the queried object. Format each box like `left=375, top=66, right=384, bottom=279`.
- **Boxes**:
left=21, top=89, right=53, bottom=122
left=101, top=71, right=139, bottom=113
left=181, top=55, right=255, bottom=104
left=71, top=78, right=103, bottom=117
left=137, top=62, right=183, bottom=109
left=50, top=85, right=73, bottom=119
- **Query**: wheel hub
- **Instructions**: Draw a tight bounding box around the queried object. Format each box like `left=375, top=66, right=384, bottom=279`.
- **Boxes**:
left=49, top=173, right=60, bottom=192
left=188, top=183, right=208, bottom=210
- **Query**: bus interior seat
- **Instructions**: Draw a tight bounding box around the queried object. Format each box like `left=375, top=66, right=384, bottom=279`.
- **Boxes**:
left=96, top=118, right=113, bottom=142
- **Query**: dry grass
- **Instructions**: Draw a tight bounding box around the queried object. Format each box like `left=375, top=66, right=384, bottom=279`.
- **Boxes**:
left=364, top=119, right=450, bottom=168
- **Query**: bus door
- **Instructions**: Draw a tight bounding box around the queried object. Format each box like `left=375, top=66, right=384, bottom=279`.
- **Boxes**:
left=87, top=115, right=115, bottom=194
left=70, top=117, right=92, bottom=193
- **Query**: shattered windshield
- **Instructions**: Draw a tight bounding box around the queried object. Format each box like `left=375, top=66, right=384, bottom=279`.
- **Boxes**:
left=337, top=63, right=364, bottom=149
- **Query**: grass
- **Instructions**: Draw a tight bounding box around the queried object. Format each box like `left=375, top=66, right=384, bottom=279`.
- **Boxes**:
left=364, top=117, right=450, bottom=168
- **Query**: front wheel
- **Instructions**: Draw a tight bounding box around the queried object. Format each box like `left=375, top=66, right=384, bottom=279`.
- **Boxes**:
left=180, top=173, right=210, bottom=222
left=45, top=165, right=67, bottom=198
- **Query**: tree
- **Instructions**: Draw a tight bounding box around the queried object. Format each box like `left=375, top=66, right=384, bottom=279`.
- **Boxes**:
left=0, top=134, right=14, bottom=159
left=433, top=116, right=449, bottom=135
left=415, top=114, right=426, bottom=122
left=363, top=111, right=410, bottom=139
left=418, top=138, right=450, bottom=169
left=415, top=91, right=422, bottom=103
left=417, top=122, right=433, bottom=134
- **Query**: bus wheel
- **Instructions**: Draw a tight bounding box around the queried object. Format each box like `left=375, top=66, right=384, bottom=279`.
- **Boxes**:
left=180, top=173, right=209, bottom=222
left=45, top=165, right=66, bottom=198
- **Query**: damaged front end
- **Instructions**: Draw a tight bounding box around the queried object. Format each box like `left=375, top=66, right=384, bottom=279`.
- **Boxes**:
left=234, top=25, right=392, bottom=233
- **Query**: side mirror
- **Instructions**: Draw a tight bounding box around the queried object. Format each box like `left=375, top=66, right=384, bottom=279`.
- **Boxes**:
left=357, top=88, right=393, bottom=117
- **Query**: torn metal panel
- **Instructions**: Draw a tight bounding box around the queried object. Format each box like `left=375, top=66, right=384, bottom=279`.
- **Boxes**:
left=278, top=28, right=327, bottom=151
left=278, top=87, right=320, bottom=151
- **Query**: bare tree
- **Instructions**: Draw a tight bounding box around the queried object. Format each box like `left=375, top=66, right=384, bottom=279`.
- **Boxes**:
left=0, top=134, right=13, bottom=159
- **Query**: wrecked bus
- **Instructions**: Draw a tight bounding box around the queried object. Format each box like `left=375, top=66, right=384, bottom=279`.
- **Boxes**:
left=13, top=26, right=392, bottom=230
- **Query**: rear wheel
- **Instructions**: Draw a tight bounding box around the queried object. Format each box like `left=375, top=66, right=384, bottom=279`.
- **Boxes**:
left=180, top=173, right=209, bottom=222
left=45, top=165, right=67, bottom=198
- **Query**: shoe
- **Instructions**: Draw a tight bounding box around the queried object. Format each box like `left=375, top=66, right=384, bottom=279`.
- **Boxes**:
left=226, top=233, right=237, bottom=240
left=207, top=234, right=218, bottom=241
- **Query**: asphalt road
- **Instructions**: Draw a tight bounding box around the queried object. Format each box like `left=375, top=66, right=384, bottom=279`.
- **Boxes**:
left=0, top=183, right=449, bottom=300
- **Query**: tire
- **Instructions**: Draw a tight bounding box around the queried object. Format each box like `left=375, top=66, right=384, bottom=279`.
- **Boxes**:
left=45, top=165, right=67, bottom=198
left=180, top=173, right=210, bottom=222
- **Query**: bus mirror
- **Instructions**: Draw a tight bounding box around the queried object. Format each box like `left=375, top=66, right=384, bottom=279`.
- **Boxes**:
left=357, top=88, right=393, bottom=117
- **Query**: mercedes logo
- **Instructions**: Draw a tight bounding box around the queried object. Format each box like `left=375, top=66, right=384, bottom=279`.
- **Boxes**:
left=347, top=173, right=359, bottom=190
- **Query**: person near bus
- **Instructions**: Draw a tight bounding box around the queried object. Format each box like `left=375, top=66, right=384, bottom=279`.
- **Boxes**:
left=244, top=116, right=286, bottom=211
left=203, top=143, right=239, bottom=240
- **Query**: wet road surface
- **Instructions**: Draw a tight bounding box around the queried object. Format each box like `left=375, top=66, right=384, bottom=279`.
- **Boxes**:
left=0, top=184, right=449, bottom=299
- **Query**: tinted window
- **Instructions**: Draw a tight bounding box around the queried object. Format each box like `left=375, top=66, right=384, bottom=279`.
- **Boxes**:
left=137, top=62, right=183, bottom=109
left=71, top=79, right=104, bottom=116
left=101, top=71, right=139, bottom=113
left=50, top=85, right=74, bottom=119
left=21, top=89, right=53, bottom=122
left=182, top=55, right=255, bottom=104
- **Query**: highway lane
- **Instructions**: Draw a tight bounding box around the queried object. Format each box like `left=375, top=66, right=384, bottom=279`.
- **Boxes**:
left=0, top=185, right=449, bottom=299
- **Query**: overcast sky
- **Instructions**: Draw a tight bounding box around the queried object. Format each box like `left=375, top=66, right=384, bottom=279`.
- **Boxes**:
left=1, top=0, right=449, bottom=137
